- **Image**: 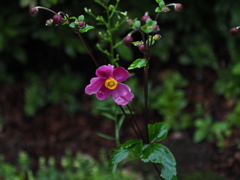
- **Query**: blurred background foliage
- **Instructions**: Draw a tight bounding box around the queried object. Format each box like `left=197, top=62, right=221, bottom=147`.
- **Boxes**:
left=1, top=0, right=240, bottom=179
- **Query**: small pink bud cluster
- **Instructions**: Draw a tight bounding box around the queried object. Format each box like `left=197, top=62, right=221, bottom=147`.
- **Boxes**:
left=230, top=27, right=239, bottom=36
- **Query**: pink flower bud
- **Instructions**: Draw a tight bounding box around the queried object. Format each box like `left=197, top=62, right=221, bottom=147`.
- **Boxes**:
left=78, top=21, right=86, bottom=28
left=152, top=25, right=160, bottom=32
left=52, top=14, right=63, bottom=25
left=141, top=15, right=151, bottom=25
left=139, top=44, right=145, bottom=52
left=123, top=36, right=133, bottom=46
left=45, top=19, right=53, bottom=26
left=126, top=19, right=133, bottom=25
left=230, top=28, right=239, bottom=36
left=29, top=7, right=39, bottom=17
left=174, top=3, right=184, bottom=12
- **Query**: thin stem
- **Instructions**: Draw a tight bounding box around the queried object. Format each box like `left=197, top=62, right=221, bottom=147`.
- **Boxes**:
left=152, top=163, right=163, bottom=180
left=36, top=6, right=57, bottom=15
left=127, top=105, right=146, bottom=143
left=143, top=64, right=149, bottom=143
left=119, top=106, right=142, bottom=140
left=73, top=29, right=99, bottom=67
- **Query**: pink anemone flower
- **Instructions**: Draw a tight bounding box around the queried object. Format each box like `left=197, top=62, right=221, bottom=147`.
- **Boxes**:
left=85, top=64, right=134, bottom=105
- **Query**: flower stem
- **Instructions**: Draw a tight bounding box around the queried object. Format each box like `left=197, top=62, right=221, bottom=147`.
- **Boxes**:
left=127, top=105, right=146, bottom=143
left=143, top=64, right=149, bottom=143
left=36, top=6, right=57, bottom=15
left=119, top=106, right=142, bottom=140
left=73, top=28, right=99, bottom=67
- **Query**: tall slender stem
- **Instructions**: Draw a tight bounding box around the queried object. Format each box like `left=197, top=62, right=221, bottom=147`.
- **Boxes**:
left=127, top=105, right=146, bottom=143
left=119, top=106, right=142, bottom=140
left=143, top=64, right=149, bottom=143
left=73, top=29, right=99, bottom=67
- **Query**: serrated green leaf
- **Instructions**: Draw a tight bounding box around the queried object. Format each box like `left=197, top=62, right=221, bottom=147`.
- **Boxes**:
left=79, top=25, right=94, bottom=33
left=128, top=59, right=147, bottom=70
left=69, top=22, right=76, bottom=28
left=132, top=142, right=142, bottom=155
left=97, top=133, right=115, bottom=140
left=148, top=122, right=168, bottom=143
left=140, top=143, right=177, bottom=180
left=78, top=15, right=84, bottom=21
left=120, top=139, right=142, bottom=149
left=109, top=148, right=132, bottom=167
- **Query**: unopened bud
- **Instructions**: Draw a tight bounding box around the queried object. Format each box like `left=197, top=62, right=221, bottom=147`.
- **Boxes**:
left=126, top=19, right=133, bottom=25
left=45, top=19, right=53, bottom=26
left=141, top=14, right=151, bottom=25
left=29, top=7, right=39, bottom=17
left=78, top=21, right=86, bottom=28
left=174, top=3, right=184, bottom=12
left=230, top=27, right=239, bottom=36
left=153, top=34, right=161, bottom=40
left=152, top=25, right=160, bottom=32
left=52, top=14, right=63, bottom=25
left=161, top=6, right=170, bottom=13
left=123, top=36, right=133, bottom=46
left=139, top=44, right=146, bottom=53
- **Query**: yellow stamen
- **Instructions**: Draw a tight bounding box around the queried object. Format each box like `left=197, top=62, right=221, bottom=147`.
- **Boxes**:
left=105, top=77, right=118, bottom=90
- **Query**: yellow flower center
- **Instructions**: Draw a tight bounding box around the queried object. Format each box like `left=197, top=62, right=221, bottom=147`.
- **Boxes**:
left=105, top=77, right=118, bottom=90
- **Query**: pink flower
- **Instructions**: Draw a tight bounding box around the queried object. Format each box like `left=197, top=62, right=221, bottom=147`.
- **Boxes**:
left=85, top=64, right=134, bottom=105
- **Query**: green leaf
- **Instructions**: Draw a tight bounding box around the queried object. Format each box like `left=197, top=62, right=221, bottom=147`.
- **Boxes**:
left=97, top=133, right=115, bottom=140
left=140, top=143, right=177, bottom=180
left=155, top=7, right=162, bottom=12
left=232, top=62, right=240, bottom=75
left=120, top=139, right=142, bottom=149
left=148, top=122, right=168, bottom=143
left=133, top=20, right=141, bottom=29
left=79, top=25, right=94, bottom=33
left=128, top=59, right=147, bottom=70
left=109, top=148, right=132, bottom=167
left=69, top=22, right=76, bottom=28
left=101, top=112, right=115, bottom=120
left=159, top=1, right=165, bottom=8
left=78, top=15, right=84, bottom=21
left=69, top=16, right=77, bottom=20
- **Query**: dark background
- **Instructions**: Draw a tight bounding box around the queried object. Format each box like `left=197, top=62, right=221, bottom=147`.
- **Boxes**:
left=0, top=0, right=240, bottom=179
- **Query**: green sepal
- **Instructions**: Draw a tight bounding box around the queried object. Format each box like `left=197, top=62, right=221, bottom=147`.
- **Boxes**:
left=69, top=22, right=76, bottom=28
left=155, top=7, right=162, bottom=13
left=78, top=15, right=84, bottom=21
left=141, top=19, right=157, bottom=34
left=128, top=59, right=147, bottom=70
left=79, top=25, right=94, bottom=33
left=148, top=122, right=168, bottom=143
left=140, top=143, right=177, bottom=180
left=159, top=1, right=166, bottom=8
left=69, top=16, right=77, bottom=20
left=132, top=20, right=141, bottom=30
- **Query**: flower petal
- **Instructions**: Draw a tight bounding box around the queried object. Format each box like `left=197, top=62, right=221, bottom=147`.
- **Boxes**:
left=85, top=77, right=105, bottom=95
left=96, top=64, right=114, bottom=78
left=96, top=85, right=112, bottom=100
left=113, top=67, right=130, bottom=82
left=112, top=83, right=134, bottom=105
